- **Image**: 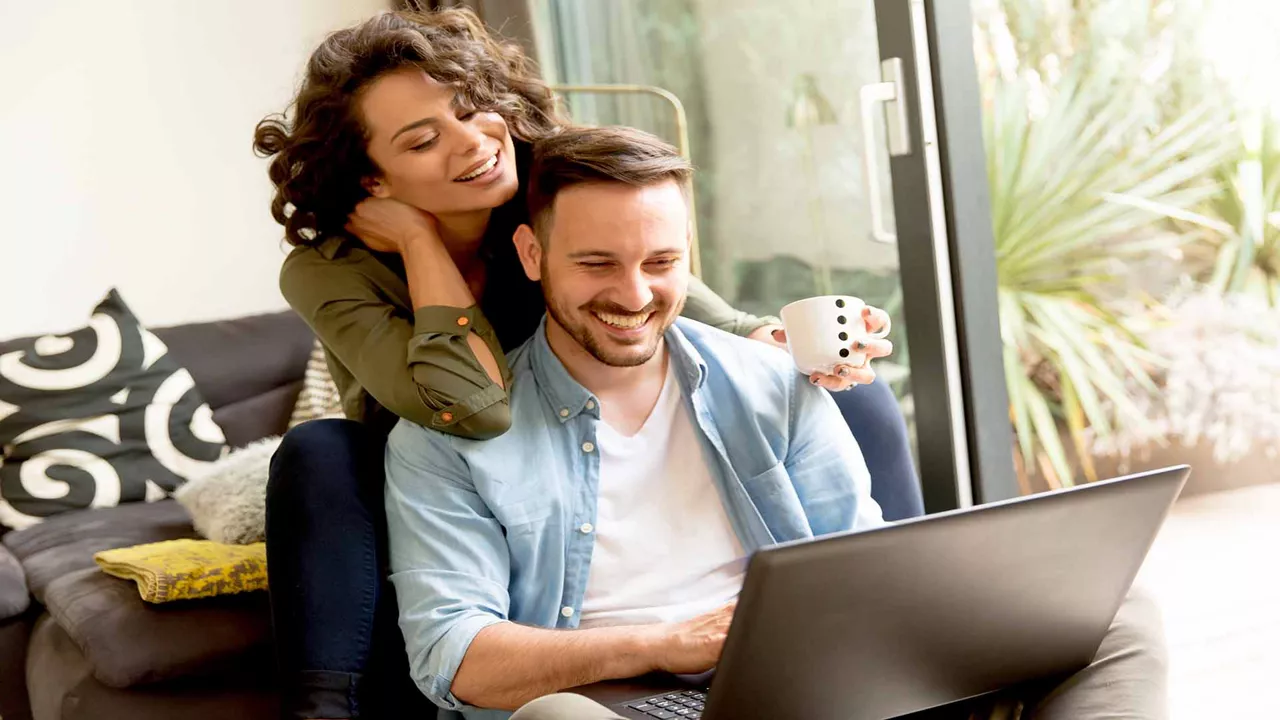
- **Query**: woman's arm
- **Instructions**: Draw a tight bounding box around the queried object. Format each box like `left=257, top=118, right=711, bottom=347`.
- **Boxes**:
left=400, top=234, right=506, bottom=388
left=682, top=276, right=896, bottom=392
left=681, top=275, right=780, bottom=337
left=280, top=247, right=513, bottom=439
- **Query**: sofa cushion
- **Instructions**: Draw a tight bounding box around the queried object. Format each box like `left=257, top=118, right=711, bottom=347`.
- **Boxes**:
left=42, top=567, right=271, bottom=688
left=152, top=311, right=313, bottom=448
left=0, top=290, right=229, bottom=530
left=0, top=542, right=27, bottom=619
left=3, top=500, right=197, bottom=605
left=27, top=613, right=278, bottom=720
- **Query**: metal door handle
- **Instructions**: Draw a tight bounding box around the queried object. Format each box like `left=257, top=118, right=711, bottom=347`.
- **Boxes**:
left=860, top=58, right=911, bottom=244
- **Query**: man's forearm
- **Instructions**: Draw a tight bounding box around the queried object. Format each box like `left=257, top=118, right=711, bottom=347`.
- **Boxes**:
left=450, top=622, right=659, bottom=711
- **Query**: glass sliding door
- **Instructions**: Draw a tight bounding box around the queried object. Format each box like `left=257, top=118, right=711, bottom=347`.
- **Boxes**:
left=532, top=0, right=1015, bottom=511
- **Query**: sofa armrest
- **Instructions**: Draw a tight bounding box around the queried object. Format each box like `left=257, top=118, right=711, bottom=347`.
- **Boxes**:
left=0, top=612, right=35, bottom=720
left=0, top=542, right=29, bottom=620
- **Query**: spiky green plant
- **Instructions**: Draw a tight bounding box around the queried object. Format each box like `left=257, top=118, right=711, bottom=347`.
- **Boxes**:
left=988, top=69, right=1233, bottom=487
left=1135, top=111, right=1280, bottom=305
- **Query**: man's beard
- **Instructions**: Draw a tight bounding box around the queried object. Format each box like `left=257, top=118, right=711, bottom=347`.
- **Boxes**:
left=542, top=272, right=684, bottom=368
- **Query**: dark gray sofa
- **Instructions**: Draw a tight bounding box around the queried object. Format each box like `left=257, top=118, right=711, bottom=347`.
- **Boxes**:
left=0, top=310, right=314, bottom=720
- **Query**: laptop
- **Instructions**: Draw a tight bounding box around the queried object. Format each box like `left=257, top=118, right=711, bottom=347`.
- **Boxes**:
left=574, top=465, right=1189, bottom=720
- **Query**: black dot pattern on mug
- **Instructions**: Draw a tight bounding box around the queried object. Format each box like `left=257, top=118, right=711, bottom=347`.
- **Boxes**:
left=837, top=315, right=847, bottom=324
left=839, top=348, right=850, bottom=358
left=835, top=299, right=846, bottom=308
left=839, top=331, right=849, bottom=342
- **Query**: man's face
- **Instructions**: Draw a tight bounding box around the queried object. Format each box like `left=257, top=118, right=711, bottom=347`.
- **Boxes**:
left=517, top=180, right=691, bottom=367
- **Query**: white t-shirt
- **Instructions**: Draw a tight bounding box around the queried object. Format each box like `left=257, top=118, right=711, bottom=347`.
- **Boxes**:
left=578, top=360, right=747, bottom=629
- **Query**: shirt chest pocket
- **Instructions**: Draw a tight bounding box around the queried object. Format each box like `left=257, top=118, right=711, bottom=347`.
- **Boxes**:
left=493, top=494, right=555, bottom=535
left=741, top=462, right=811, bottom=541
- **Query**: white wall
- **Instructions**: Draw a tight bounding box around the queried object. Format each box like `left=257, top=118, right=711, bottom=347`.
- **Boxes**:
left=0, top=0, right=389, bottom=339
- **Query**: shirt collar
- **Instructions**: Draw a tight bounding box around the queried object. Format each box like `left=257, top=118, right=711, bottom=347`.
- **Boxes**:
left=528, top=317, right=709, bottom=424
left=666, top=318, right=710, bottom=393
left=314, top=235, right=347, bottom=260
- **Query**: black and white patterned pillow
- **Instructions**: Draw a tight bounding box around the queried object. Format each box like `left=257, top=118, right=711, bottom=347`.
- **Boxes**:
left=287, top=339, right=344, bottom=429
left=0, top=290, right=228, bottom=529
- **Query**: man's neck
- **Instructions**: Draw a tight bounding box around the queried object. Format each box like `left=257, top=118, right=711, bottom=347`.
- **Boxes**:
left=544, top=320, right=669, bottom=436
left=433, top=209, right=493, bottom=272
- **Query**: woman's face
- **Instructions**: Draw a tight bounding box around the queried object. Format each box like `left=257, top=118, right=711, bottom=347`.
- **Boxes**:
left=359, top=68, right=519, bottom=218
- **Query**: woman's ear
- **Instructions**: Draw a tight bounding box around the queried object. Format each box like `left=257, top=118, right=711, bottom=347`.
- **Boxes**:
left=512, top=224, right=543, bottom=281
left=361, top=176, right=391, bottom=199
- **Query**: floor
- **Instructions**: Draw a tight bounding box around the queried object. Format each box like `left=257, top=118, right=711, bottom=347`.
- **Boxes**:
left=1135, top=482, right=1280, bottom=719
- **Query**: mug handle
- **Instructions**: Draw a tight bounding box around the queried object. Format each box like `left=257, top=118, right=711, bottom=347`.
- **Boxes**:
left=865, top=315, right=891, bottom=340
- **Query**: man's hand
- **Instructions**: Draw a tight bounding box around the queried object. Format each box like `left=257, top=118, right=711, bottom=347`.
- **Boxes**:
left=346, top=196, right=442, bottom=254
left=451, top=606, right=737, bottom=711
left=645, top=601, right=737, bottom=675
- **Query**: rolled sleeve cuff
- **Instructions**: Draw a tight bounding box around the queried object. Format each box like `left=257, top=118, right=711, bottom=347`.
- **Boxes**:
left=424, top=614, right=509, bottom=712
left=413, top=305, right=493, bottom=338
left=426, top=384, right=509, bottom=432
left=408, top=305, right=510, bottom=433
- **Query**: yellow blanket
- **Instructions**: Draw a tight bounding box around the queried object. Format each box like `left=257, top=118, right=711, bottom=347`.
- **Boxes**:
left=94, top=539, right=267, bottom=603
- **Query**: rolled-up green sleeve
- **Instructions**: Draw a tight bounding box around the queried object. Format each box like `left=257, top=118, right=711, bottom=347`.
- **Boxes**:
left=280, top=249, right=513, bottom=439
left=682, top=275, right=780, bottom=337
left=408, top=306, right=514, bottom=437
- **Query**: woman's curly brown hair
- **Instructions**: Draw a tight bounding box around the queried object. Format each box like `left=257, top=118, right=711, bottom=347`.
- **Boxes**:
left=253, top=8, right=562, bottom=247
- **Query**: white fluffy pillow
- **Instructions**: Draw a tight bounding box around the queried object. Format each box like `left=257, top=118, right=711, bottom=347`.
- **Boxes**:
left=174, top=436, right=281, bottom=545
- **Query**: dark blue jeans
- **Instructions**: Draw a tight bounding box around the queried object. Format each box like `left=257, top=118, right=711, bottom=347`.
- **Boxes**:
left=828, top=378, right=923, bottom=522
left=266, top=379, right=921, bottom=718
left=266, top=420, right=435, bottom=720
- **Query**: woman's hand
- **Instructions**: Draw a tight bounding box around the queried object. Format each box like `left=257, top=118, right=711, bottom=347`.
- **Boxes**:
left=748, top=305, right=894, bottom=392
left=346, top=197, right=441, bottom=254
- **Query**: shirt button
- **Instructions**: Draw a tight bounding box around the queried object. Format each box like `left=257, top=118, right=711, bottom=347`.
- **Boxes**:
left=456, top=316, right=470, bottom=327
left=561, top=606, right=574, bottom=618
left=440, top=412, right=454, bottom=423
left=585, top=400, right=596, bottom=410
left=559, top=408, right=570, bottom=418
left=581, top=442, right=595, bottom=453
left=579, top=523, right=594, bottom=534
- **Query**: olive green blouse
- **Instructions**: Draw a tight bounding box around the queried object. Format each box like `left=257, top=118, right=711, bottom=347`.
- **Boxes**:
left=279, top=234, right=777, bottom=440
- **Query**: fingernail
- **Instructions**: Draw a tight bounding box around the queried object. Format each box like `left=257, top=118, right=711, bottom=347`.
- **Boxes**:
left=854, top=340, right=867, bottom=350
left=837, top=367, right=851, bottom=377
left=810, top=376, right=820, bottom=385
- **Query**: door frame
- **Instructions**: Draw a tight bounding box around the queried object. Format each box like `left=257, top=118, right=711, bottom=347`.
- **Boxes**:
left=873, top=0, right=1018, bottom=511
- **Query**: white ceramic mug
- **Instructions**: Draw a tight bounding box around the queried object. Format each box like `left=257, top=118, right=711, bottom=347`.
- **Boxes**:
left=779, top=295, right=890, bottom=376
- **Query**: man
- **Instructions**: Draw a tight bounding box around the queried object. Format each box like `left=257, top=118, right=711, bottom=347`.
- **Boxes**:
left=384, top=127, right=1168, bottom=720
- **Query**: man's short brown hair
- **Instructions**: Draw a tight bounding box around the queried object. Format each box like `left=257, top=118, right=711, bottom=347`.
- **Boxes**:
left=526, top=126, right=694, bottom=241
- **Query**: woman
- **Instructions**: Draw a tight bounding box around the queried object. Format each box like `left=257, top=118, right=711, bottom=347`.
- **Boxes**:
left=254, top=8, right=919, bottom=719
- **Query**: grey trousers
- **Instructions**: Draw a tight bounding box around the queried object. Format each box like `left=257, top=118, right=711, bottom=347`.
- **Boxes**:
left=509, top=587, right=1168, bottom=720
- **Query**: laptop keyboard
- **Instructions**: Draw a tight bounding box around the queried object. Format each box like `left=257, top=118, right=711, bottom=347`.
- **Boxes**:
left=625, top=690, right=707, bottom=719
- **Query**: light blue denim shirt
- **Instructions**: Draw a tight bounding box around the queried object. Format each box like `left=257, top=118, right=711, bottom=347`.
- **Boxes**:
left=385, top=318, right=885, bottom=719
